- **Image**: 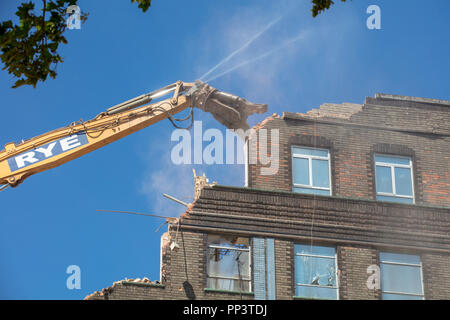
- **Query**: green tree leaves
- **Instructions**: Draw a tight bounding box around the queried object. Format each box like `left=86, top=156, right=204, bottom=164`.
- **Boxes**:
left=1, top=0, right=349, bottom=89
left=131, top=0, right=152, bottom=13
left=0, top=0, right=150, bottom=89
left=0, top=0, right=87, bottom=88
left=311, top=0, right=348, bottom=17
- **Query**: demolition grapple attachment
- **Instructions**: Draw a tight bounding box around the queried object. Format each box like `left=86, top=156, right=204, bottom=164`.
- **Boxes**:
left=187, top=80, right=268, bottom=131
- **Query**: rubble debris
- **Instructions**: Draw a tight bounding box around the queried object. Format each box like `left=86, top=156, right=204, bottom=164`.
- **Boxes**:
left=299, top=102, right=363, bottom=120
left=123, top=277, right=154, bottom=283
left=85, top=170, right=219, bottom=300
left=170, top=241, right=180, bottom=251
left=252, top=113, right=280, bottom=132
left=83, top=277, right=162, bottom=300
left=193, top=169, right=217, bottom=200
left=161, top=232, right=170, bottom=282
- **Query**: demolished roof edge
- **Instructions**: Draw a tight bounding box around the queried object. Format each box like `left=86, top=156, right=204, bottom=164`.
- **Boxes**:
left=372, top=93, right=450, bottom=106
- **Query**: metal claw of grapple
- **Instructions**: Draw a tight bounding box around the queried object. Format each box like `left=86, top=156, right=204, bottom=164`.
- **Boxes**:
left=187, top=80, right=268, bottom=131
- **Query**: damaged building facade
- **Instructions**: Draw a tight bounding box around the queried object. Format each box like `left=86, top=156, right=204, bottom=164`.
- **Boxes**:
left=86, top=93, right=450, bottom=300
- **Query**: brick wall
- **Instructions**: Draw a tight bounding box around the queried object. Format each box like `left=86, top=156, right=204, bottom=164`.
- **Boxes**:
left=422, top=252, right=450, bottom=299
left=87, top=230, right=254, bottom=300
left=274, top=239, right=293, bottom=300
left=87, top=228, right=450, bottom=300
left=248, top=97, right=450, bottom=207
left=337, top=246, right=380, bottom=300
left=87, top=95, right=450, bottom=300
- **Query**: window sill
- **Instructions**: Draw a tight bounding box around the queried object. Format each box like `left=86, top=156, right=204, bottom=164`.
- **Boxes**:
left=293, top=296, right=337, bottom=301
left=375, top=197, right=415, bottom=205
left=205, top=288, right=254, bottom=296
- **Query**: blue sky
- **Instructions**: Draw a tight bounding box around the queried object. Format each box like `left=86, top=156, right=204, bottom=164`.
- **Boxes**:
left=0, top=0, right=448, bottom=299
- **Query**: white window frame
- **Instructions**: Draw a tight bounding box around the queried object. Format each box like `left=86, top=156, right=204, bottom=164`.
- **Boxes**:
left=206, top=239, right=252, bottom=292
left=292, top=146, right=332, bottom=195
left=294, top=245, right=339, bottom=300
left=380, top=253, right=425, bottom=300
left=374, top=154, right=415, bottom=203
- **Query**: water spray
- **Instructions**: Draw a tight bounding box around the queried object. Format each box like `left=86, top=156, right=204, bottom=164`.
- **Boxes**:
left=205, top=31, right=308, bottom=83
left=199, top=15, right=283, bottom=81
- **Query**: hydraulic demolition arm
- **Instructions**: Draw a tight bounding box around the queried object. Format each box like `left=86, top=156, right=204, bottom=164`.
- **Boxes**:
left=0, top=80, right=267, bottom=190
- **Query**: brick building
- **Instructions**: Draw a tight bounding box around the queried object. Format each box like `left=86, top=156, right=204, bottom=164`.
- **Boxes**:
left=86, top=93, right=450, bottom=300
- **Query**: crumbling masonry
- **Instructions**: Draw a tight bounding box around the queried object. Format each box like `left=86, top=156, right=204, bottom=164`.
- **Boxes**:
left=86, top=93, right=450, bottom=300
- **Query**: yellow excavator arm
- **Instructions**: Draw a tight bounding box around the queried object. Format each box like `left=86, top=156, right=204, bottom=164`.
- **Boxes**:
left=0, top=80, right=267, bottom=190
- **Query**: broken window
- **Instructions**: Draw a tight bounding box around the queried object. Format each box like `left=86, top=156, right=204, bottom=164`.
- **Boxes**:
left=292, top=146, right=331, bottom=195
left=206, top=234, right=251, bottom=292
left=374, top=154, right=414, bottom=204
left=380, top=252, right=424, bottom=300
left=294, top=244, right=338, bottom=299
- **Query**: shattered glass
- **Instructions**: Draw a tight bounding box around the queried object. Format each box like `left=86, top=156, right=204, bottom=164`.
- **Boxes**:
left=294, top=244, right=338, bottom=299
left=206, top=235, right=251, bottom=292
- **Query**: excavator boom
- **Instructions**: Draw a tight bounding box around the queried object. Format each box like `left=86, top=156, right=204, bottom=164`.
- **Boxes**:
left=0, top=81, right=267, bottom=189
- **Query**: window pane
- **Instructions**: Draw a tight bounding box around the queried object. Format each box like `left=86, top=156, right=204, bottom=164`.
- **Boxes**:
left=376, top=195, right=413, bottom=204
left=395, top=167, right=413, bottom=196
left=312, top=159, right=330, bottom=188
left=208, top=234, right=249, bottom=248
left=208, top=248, right=250, bottom=279
left=382, top=293, right=423, bottom=300
left=380, top=252, right=421, bottom=265
left=295, top=255, right=336, bottom=287
left=295, top=285, right=338, bottom=300
left=207, top=278, right=251, bottom=292
left=381, top=263, right=423, bottom=295
left=292, top=157, right=309, bottom=185
left=293, top=187, right=330, bottom=195
left=294, top=244, right=337, bottom=300
left=293, top=147, right=328, bottom=158
left=375, top=165, right=393, bottom=193
left=375, top=155, right=410, bottom=166
left=295, top=244, right=335, bottom=257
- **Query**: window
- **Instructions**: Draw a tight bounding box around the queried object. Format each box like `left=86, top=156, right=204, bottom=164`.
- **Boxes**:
left=380, top=252, right=424, bottom=300
left=374, top=154, right=414, bottom=203
left=206, top=234, right=251, bottom=292
left=294, top=244, right=338, bottom=299
left=292, top=146, right=331, bottom=195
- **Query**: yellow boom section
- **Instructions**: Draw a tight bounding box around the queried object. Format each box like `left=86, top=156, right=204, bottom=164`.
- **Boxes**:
left=0, top=80, right=268, bottom=190
left=0, top=81, right=193, bottom=188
